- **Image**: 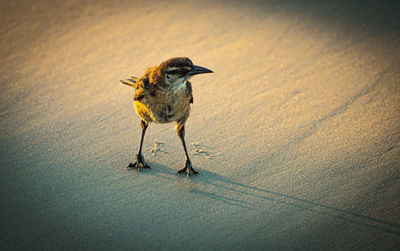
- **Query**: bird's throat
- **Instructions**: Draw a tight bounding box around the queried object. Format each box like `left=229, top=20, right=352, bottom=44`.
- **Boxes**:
left=168, top=79, right=188, bottom=92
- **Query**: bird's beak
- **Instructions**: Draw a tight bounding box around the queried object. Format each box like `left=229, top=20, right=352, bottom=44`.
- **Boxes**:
left=189, top=65, right=213, bottom=76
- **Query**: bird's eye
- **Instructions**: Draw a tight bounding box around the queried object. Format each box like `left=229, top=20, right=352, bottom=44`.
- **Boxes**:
left=166, top=70, right=176, bottom=74
left=166, top=69, right=185, bottom=75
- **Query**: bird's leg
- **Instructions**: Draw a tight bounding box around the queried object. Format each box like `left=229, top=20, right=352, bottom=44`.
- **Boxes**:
left=176, top=125, right=198, bottom=176
left=127, top=120, right=150, bottom=170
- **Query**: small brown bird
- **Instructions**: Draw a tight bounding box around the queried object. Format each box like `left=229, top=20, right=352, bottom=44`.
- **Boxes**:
left=120, top=57, right=213, bottom=176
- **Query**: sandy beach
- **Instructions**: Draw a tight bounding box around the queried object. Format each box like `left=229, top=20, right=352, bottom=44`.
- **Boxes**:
left=1, top=0, right=399, bottom=249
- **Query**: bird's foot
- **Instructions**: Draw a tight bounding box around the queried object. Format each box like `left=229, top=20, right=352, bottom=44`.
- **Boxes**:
left=126, top=154, right=150, bottom=170
left=177, top=160, right=198, bottom=176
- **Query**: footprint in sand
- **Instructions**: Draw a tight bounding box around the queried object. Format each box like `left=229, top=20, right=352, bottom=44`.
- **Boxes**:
left=191, top=141, right=217, bottom=159
left=147, top=139, right=169, bottom=156
left=147, top=139, right=217, bottom=159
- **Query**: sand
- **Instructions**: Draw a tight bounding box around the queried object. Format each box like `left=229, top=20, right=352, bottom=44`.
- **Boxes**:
left=1, top=0, right=399, bottom=250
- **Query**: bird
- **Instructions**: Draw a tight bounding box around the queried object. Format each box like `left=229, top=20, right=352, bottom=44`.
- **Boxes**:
left=120, top=57, right=213, bottom=176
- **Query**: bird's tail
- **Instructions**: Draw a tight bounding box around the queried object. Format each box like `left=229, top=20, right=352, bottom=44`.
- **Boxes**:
left=120, top=76, right=139, bottom=88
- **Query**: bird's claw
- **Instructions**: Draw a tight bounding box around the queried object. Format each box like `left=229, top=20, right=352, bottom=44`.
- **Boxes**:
left=177, top=160, right=198, bottom=176
left=126, top=154, right=150, bottom=170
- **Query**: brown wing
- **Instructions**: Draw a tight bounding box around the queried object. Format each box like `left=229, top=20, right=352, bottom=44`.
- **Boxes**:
left=134, top=77, right=149, bottom=101
left=134, top=71, right=158, bottom=101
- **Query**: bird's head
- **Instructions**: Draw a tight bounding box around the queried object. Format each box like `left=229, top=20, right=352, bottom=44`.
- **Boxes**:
left=157, top=57, right=213, bottom=89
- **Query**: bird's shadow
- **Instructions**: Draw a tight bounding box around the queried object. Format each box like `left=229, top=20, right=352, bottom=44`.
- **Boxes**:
left=135, top=162, right=400, bottom=236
